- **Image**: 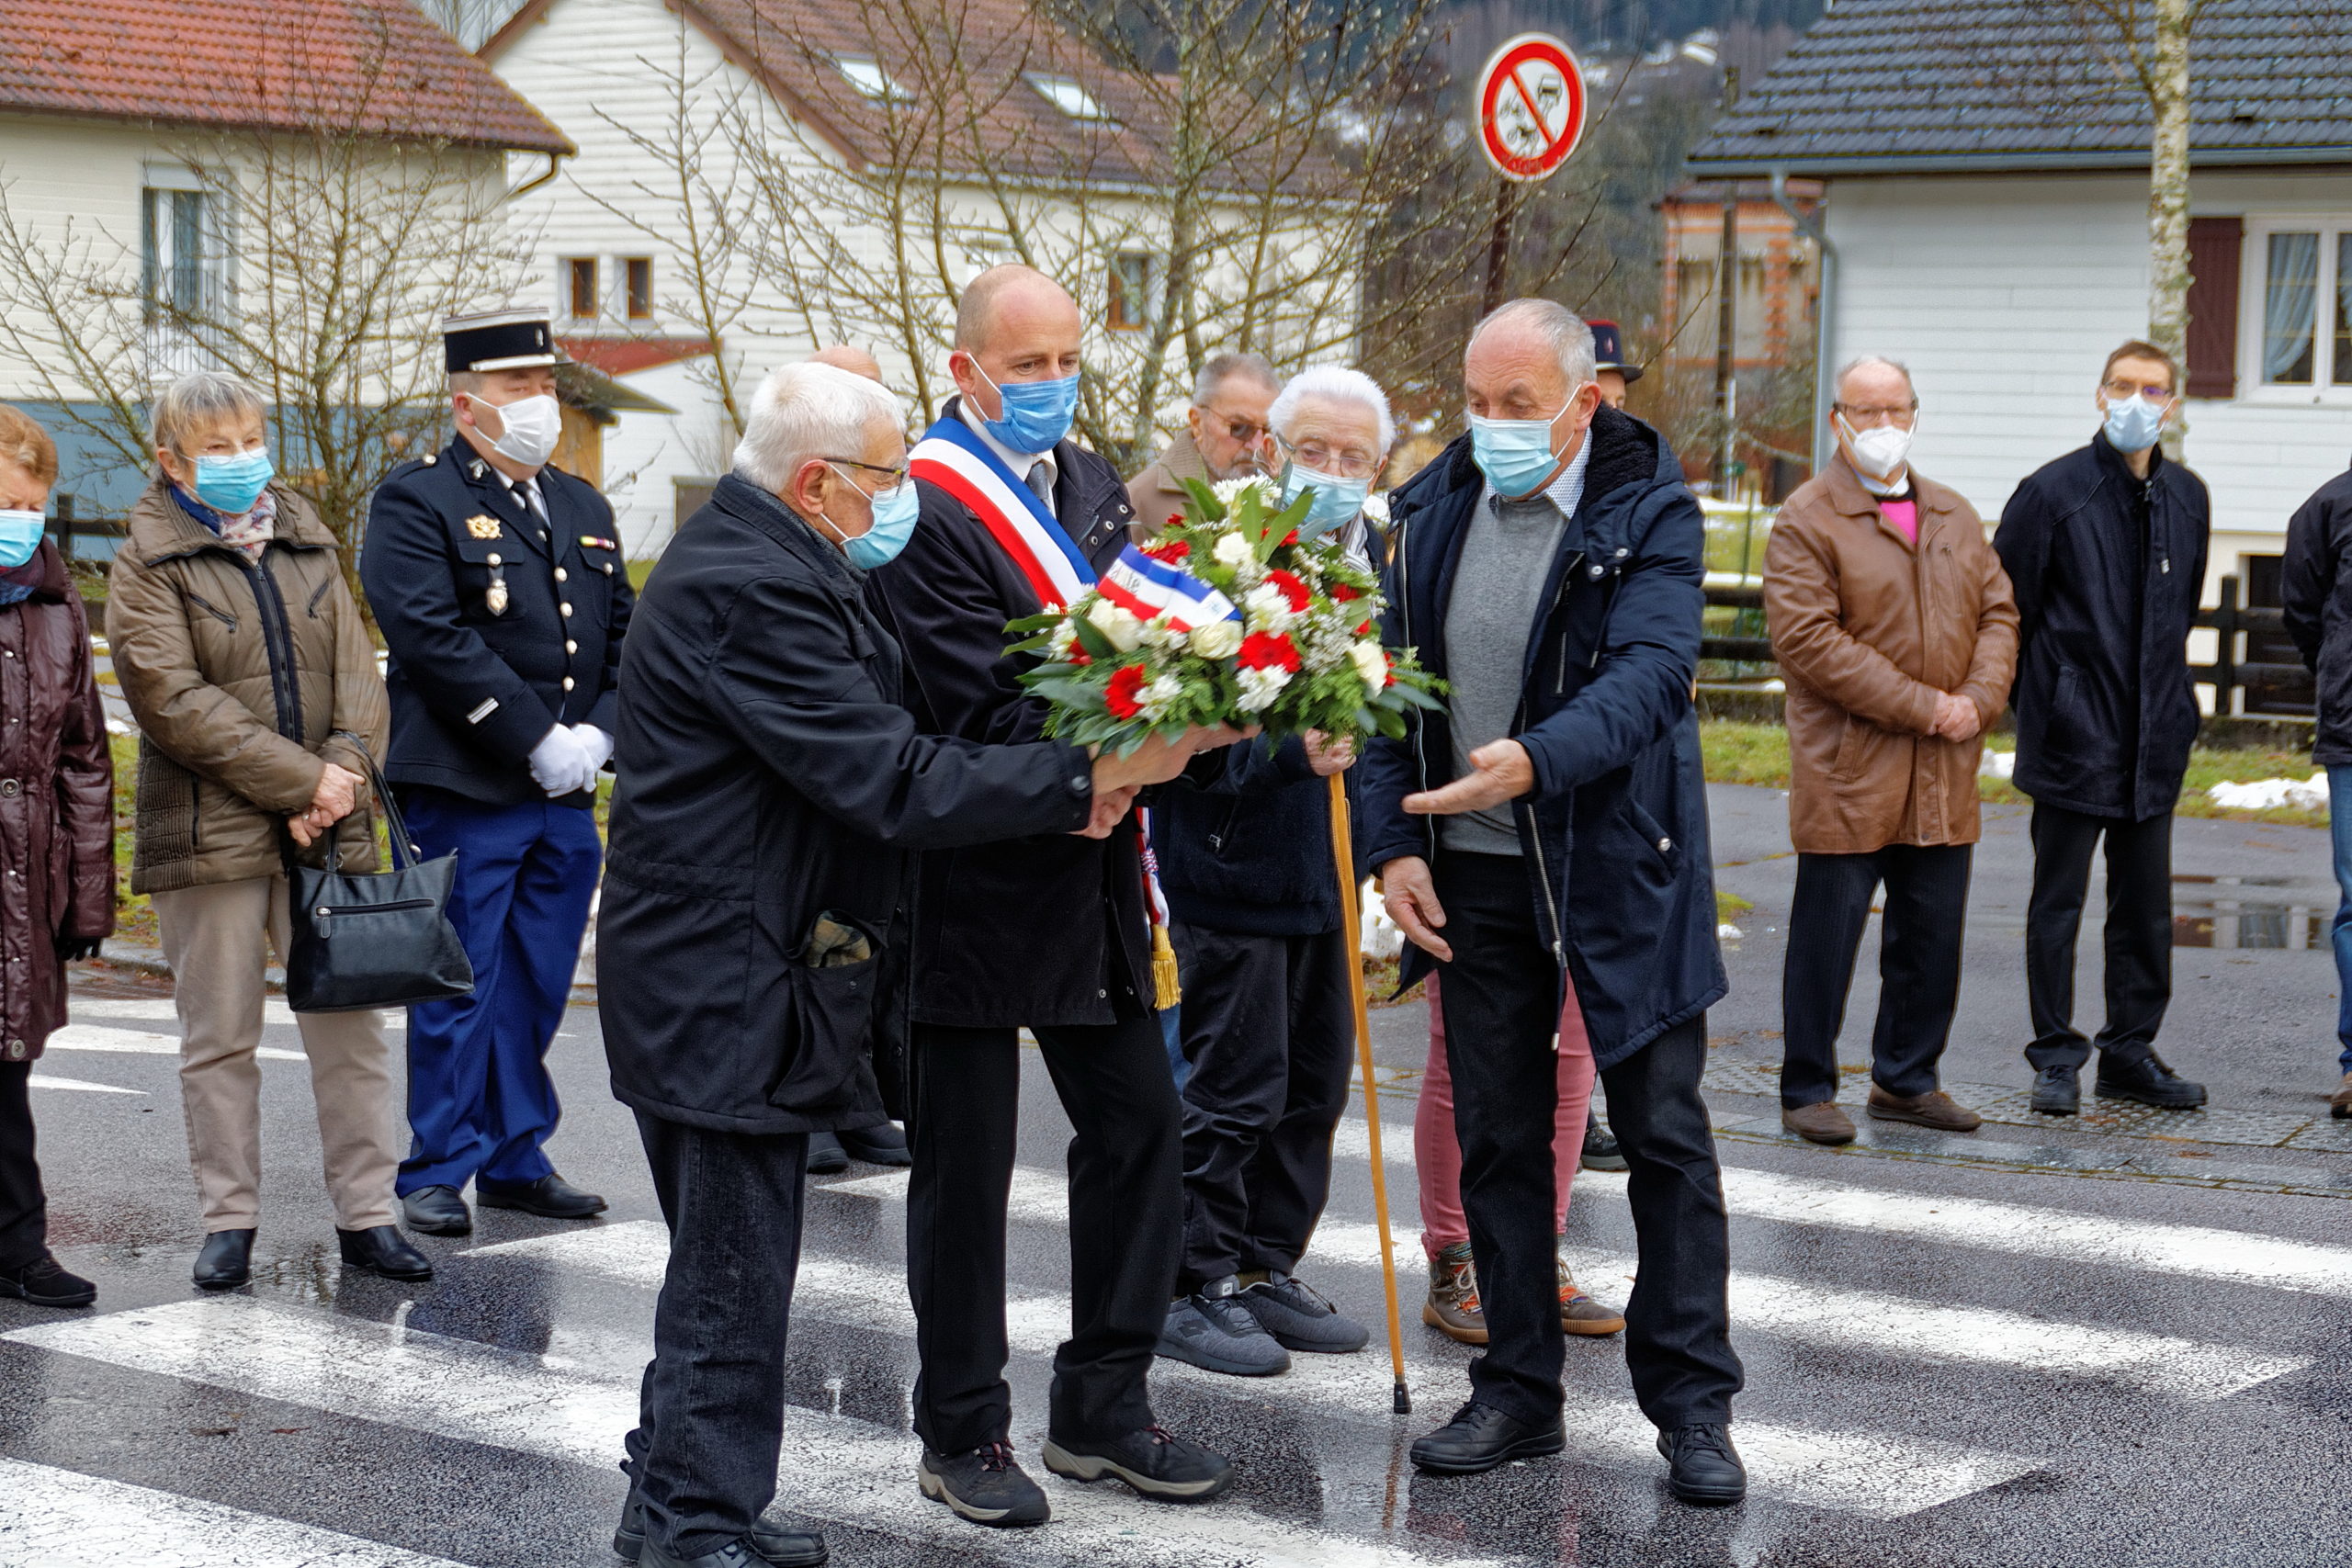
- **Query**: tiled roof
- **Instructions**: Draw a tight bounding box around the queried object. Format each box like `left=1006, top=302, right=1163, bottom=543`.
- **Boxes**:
left=2, top=0, right=572, bottom=155
left=560, top=335, right=715, bottom=376
left=1690, top=0, right=2352, bottom=176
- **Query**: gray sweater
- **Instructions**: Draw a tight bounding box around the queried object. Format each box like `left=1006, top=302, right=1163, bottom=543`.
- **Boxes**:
left=1441, top=492, right=1570, bottom=855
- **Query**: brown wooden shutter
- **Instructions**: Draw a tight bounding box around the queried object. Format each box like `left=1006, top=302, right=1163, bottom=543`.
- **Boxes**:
left=2186, top=216, right=2244, bottom=400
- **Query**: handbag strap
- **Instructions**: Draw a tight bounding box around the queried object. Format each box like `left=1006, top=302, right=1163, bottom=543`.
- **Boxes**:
left=295, top=733, right=419, bottom=874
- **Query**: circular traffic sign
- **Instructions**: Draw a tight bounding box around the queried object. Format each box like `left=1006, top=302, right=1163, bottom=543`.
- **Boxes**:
left=1476, top=33, right=1588, bottom=182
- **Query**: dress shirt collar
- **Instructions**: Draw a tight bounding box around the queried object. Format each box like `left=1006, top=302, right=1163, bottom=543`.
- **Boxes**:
left=958, top=398, right=1056, bottom=499
left=1479, top=427, right=1595, bottom=522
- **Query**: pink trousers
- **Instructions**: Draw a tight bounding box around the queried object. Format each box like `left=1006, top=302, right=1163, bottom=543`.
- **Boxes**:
left=1415, top=969, right=1595, bottom=1258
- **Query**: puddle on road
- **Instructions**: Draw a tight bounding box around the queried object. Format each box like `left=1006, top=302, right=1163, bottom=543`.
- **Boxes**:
left=2170, top=874, right=2336, bottom=952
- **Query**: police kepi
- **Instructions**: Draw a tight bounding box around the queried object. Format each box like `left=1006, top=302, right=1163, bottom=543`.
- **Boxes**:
left=359, top=308, right=634, bottom=1236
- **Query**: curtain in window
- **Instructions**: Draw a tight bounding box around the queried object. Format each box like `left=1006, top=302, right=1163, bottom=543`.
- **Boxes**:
left=2333, top=235, right=2352, bottom=385
left=2264, top=231, right=2319, bottom=384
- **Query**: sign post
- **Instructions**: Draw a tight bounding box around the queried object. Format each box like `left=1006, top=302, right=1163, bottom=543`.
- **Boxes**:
left=1474, top=33, right=1589, bottom=313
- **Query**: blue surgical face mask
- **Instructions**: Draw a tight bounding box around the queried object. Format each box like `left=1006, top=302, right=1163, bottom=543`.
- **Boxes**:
left=189, top=448, right=274, bottom=514
left=0, top=510, right=45, bottom=569
left=975, top=363, right=1080, bottom=455
left=2102, top=393, right=2165, bottom=455
left=825, top=465, right=921, bottom=570
left=1468, top=398, right=1577, bottom=497
left=1282, top=463, right=1371, bottom=538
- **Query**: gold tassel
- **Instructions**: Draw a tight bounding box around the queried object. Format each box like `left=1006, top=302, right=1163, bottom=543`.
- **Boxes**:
left=1152, top=923, right=1182, bottom=1010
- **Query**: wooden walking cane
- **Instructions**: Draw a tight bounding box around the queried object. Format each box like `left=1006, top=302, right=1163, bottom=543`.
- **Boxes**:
left=1328, top=771, right=1410, bottom=1415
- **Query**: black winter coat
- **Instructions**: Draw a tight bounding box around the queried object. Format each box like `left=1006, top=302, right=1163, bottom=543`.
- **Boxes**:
left=1994, top=434, right=2210, bottom=820
left=1359, top=408, right=1726, bottom=1069
left=598, top=477, right=1094, bottom=1134
left=2283, top=468, right=2352, bottom=767
left=1153, top=738, right=1359, bottom=938
left=866, top=399, right=1153, bottom=1030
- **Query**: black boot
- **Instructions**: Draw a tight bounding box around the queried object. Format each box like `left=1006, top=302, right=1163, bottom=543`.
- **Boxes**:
left=805, top=1133, right=848, bottom=1175
left=193, top=1229, right=254, bottom=1291
left=2029, top=1065, right=2080, bottom=1115
left=2095, top=1052, right=2206, bottom=1109
left=337, top=1225, right=434, bottom=1281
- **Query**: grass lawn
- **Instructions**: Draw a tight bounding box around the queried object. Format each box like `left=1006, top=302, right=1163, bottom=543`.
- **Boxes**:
left=1698, top=720, right=2326, bottom=830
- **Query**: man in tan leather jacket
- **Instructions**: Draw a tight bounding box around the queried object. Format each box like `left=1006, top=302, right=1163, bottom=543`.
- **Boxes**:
left=1761, top=357, right=2018, bottom=1145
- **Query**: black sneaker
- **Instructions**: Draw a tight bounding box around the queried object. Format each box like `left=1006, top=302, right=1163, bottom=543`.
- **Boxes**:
left=1240, top=1272, right=1369, bottom=1353
left=1657, top=1422, right=1747, bottom=1506
left=1158, top=1277, right=1290, bottom=1375
left=2029, top=1065, right=2080, bottom=1115
left=1581, top=1115, right=1629, bottom=1172
left=1042, top=1425, right=1234, bottom=1502
left=2095, top=1052, right=2206, bottom=1110
left=917, top=1441, right=1049, bottom=1528
left=0, top=1254, right=95, bottom=1309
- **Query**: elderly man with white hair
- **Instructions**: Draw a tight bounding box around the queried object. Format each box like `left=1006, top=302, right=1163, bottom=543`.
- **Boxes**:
left=597, top=361, right=1211, bottom=1568
left=1360, top=299, right=1747, bottom=1501
left=1151, top=365, right=1387, bottom=1378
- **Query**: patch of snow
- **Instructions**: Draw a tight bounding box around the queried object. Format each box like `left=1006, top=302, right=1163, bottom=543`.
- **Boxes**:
left=1978, top=749, right=2016, bottom=780
left=1359, top=879, right=1402, bottom=960
left=2208, top=773, right=2328, bottom=813
left=1717, top=923, right=1744, bottom=941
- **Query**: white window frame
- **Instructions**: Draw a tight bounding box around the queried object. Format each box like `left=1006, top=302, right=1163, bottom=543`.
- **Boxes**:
left=2238, top=212, right=2352, bottom=406
left=140, top=161, right=231, bottom=321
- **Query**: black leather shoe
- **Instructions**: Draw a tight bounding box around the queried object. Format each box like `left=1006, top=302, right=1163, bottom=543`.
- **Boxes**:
left=1657, top=1422, right=1747, bottom=1505
left=615, top=1496, right=828, bottom=1564
left=2096, top=1052, right=2207, bottom=1109
left=0, top=1254, right=96, bottom=1308
left=193, top=1228, right=254, bottom=1291
left=639, top=1538, right=786, bottom=1568
left=1408, top=1402, right=1565, bottom=1475
left=836, top=1121, right=912, bottom=1166
left=806, top=1133, right=848, bottom=1175
left=401, top=1184, right=472, bottom=1236
left=476, top=1173, right=607, bottom=1219
left=2029, top=1065, right=2080, bottom=1115
left=337, top=1225, right=434, bottom=1281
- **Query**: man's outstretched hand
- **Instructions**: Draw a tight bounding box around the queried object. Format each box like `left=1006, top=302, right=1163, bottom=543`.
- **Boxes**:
left=1402, top=739, right=1533, bottom=817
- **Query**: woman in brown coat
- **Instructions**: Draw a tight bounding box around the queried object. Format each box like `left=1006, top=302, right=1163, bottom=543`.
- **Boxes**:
left=108, top=372, right=429, bottom=1291
left=0, top=406, right=116, bottom=1310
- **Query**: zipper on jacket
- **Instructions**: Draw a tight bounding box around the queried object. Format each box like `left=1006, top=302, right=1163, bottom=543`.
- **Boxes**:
left=1550, top=552, right=1586, bottom=692
left=1393, top=511, right=1436, bottom=861
left=184, top=591, right=237, bottom=629
left=243, top=553, right=304, bottom=742
left=305, top=573, right=334, bottom=617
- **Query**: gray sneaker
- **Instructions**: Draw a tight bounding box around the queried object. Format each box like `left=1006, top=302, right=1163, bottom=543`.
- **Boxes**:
left=1157, top=1276, right=1291, bottom=1375
left=1240, top=1271, right=1369, bottom=1353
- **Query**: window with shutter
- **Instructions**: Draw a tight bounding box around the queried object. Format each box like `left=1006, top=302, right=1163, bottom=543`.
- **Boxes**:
left=2185, top=216, right=2242, bottom=400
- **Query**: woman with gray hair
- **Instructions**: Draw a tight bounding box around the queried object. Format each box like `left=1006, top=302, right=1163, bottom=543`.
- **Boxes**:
left=107, top=371, right=429, bottom=1290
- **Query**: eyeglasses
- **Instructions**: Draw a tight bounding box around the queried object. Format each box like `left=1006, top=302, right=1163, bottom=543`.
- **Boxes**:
left=1199, top=410, right=1269, bottom=446
left=1276, top=435, right=1379, bottom=480
left=2101, top=378, right=2175, bottom=402
left=1833, top=403, right=1918, bottom=429
left=825, top=457, right=909, bottom=493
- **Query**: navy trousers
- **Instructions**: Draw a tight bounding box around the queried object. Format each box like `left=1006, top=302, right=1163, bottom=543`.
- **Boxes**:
left=397, top=787, right=602, bottom=1195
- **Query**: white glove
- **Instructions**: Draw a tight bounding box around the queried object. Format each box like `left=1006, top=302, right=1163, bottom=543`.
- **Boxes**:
left=527, top=725, right=594, bottom=797
left=568, top=724, right=614, bottom=776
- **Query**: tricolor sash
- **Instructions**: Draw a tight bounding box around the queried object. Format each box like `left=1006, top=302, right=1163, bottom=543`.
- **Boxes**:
left=908, top=415, right=1094, bottom=609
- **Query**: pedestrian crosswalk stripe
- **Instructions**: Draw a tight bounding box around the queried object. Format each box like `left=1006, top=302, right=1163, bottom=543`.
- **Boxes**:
left=26, top=1074, right=145, bottom=1094
left=0, top=1455, right=469, bottom=1568
left=472, top=1222, right=2040, bottom=1517
left=67, top=997, right=403, bottom=1032
left=814, top=1168, right=2306, bottom=1400
left=47, top=1023, right=306, bottom=1063
left=6, top=1297, right=1515, bottom=1568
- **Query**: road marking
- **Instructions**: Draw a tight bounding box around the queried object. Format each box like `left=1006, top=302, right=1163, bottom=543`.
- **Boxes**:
left=472, top=1222, right=2039, bottom=1517
left=0, top=1455, right=469, bottom=1568
left=815, top=1168, right=2306, bottom=1400
left=46, top=1024, right=306, bottom=1063
left=25, top=1074, right=144, bottom=1094
left=7, top=1297, right=1512, bottom=1568
left=68, top=998, right=403, bottom=1032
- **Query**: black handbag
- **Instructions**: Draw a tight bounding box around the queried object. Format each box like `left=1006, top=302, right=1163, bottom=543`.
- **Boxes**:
left=284, top=745, right=474, bottom=1013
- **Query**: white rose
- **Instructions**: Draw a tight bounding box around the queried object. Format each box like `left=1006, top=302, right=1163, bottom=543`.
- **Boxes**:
left=1087, top=598, right=1146, bottom=652
left=1187, top=618, right=1243, bottom=660
left=1349, top=639, right=1388, bottom=691
left=1211, top=530, right=1253, bottom=570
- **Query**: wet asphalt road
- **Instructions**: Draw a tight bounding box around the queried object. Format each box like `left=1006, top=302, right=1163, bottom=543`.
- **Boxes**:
left=3, top=784, right=2348, bottom=1568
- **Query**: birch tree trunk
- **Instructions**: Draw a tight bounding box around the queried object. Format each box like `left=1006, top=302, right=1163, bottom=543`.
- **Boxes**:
left=2146, top=0, right=2194, bottom=450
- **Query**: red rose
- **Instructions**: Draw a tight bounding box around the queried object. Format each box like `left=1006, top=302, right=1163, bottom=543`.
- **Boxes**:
left=1104, top=662, right=1148, bottom=717
left=1237, top=631, right=1302, bottom=672
left=1144, top=537, right=1190, bottom=561
left=1329, top=583, right=1362, bottom=602
left=1264, top=570, right=1311, bottom=613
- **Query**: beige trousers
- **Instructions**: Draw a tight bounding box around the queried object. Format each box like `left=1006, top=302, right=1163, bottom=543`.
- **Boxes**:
left=153, top=874, right=399, bottom=1233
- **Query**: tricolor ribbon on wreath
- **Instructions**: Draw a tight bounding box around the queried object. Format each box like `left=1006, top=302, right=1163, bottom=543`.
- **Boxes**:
left=908, top=413, right=1215, bottom=1009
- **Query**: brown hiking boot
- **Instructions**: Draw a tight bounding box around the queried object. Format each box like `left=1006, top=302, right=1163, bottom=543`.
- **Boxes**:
left=1866, top=1087, right=1983, bottom=1132
left=1781, top=1100, right=1856, bottom=1145
left=2333, top=1073, right=2352, bottom=1120
left=1555, top=1242, right=1624, bottom=1337
left=1421, top=1242, right=1487, bottom=1345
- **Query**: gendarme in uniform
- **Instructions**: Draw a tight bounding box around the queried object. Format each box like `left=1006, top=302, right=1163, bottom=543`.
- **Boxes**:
left=359, top=308, right=634, bottom=1235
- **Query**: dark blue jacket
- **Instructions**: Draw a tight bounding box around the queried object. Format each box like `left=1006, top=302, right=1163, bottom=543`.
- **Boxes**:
left=1359, top=405, right=1725, bottom=1069
left=1994, top=433, right=2209, bottom=820
left=1153, top=738, right=1359, bottom=938
left=2284, top=468, right=2352, bottom=767
left=360, top=440, right=634, bottom=807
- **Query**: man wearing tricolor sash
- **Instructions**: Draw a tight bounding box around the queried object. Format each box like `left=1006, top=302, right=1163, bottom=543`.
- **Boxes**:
left=867, top=265, right=1238, bottom=1525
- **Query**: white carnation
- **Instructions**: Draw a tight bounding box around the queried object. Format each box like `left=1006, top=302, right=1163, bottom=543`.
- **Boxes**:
left=1049, top=619, right=1079, bottom=660
left=1139, top=614, right=1183, bottom=651
left=1087, top=598, right=1145, bottom=653
left=1236, top=664, right=1292, bottom=714
left=1138, top=673, right=1185, bottom=719
left=1187, top=618, right=1243, bottom=659
left=1243, top=582, right=1297, bottom=632
left=1349, top=640, right=1389, bottom=691
left=1212, top=477, right=1275, bottom=510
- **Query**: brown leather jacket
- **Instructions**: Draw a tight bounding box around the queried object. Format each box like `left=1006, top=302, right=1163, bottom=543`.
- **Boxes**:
left=107, top=477, right=388, bottom=894
left=0, top=540, right=115, bottom=1062
left=1763, top=457, right=2019, bottom=854
left=1125, top=427, right=1211, bottom=542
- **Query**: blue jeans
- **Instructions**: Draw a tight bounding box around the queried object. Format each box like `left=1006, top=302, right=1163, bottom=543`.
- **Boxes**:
left=1161, top=1006, right=1189, bottom=1092
left=2333, top=768, right=2352, bottom=1073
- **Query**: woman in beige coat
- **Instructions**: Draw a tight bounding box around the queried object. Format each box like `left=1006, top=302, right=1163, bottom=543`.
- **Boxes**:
left=108, top=372, right=430, bottom=1290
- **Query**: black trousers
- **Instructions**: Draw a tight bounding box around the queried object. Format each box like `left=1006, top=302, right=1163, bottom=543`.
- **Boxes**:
left=905, top=1016, right=1181, bottom=1454
left=628, top=1113, right=808, bottom=1561
left=1780, top=844, right=1973, bottom=1109
left=0, top=1061, right=42, bottom=1270
left=1170, top=923, right=1356, bottom=1291
left=2024, top=804, right=2174, bottom=1071
left=1432, top=852, right=1742, bottom=1429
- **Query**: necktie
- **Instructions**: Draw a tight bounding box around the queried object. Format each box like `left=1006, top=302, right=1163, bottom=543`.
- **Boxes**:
left=1026, top=462, right=1052, bottom=509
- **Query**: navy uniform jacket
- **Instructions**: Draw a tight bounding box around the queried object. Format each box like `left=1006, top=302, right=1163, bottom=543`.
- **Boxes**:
left=360, top=439, right=634, bottom=807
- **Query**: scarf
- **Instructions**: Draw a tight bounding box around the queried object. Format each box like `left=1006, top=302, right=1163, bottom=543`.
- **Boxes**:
left=172, top=485, right=277, bottom=563
left=0, top=558, right=40, bottom=607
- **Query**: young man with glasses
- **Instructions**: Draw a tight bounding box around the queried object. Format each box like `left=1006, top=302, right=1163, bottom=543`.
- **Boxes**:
left=1762, top=357, right=2018, bottom=1146
left=1125, top=353, right=1281, bottom=539
left=1995, top=341, right=2211, bottom=1116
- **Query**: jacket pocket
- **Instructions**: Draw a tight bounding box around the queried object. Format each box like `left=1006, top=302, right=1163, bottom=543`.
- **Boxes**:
left=770, top=930, right=883, bottom=1113
left=1829, top=715, right=1865, bottom=783
left=184, top=591, right=237, bottom=630
left=1621, top=798, right=1680, bottom=885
